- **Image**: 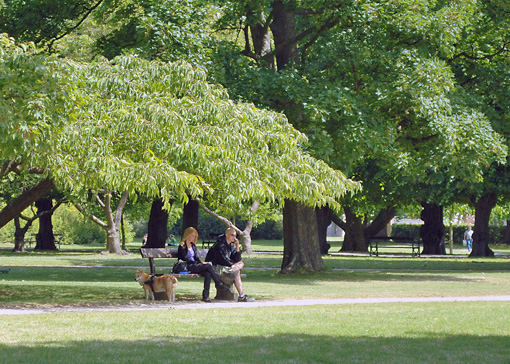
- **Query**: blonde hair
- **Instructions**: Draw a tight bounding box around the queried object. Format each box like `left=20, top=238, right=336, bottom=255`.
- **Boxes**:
left=225, top=227, right=236, bottom=235
left=180, top=227, right=198, bottom=246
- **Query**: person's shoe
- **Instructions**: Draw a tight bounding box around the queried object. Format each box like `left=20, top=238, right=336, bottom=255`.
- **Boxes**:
left=202, top=297, right=212, bottom=303
left=238, top=294, right=254, bottom=302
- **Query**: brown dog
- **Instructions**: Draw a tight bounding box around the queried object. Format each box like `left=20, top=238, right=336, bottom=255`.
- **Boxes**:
left=135, top=269, right=178, bottom=303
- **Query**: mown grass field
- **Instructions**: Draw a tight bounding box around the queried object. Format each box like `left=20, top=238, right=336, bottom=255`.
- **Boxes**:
left=1, top=240, right=509, bottom=363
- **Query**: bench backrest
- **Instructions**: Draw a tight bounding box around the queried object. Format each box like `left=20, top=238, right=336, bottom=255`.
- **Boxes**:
left=140, top=247, right=208, bottom=259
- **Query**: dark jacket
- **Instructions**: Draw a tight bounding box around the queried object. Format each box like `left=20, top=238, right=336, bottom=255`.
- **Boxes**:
left=177, top=243, right=202, bottom=265
left=205, top=234, right=242, bottom=267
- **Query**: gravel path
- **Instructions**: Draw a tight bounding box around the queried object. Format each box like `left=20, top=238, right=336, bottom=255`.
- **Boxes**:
left=2, top=295, right=510, bottom=316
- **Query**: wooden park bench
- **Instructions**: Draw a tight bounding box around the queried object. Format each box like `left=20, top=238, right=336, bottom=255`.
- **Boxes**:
left=139, top=247, right=246, bottom=301
left=369, top=236, right=421, bottom=257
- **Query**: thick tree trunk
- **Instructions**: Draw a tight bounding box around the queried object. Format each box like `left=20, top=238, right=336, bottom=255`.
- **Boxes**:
left=365, top=207, right=396, bottom=238
left=0, top=178, right=55, bottom=229
left=106, top=228, right=123, bottom=254
left=270, top=0, right=298, bottom=70
left=333, top=206, right=395, bottom=252
left=471, top=192, right=497, bottom=257
left=145, top=199, right=169, bottom=248
left=339, top=206, right=367, bottom=252
left=316, top=206, right=332, bottom=254
left=34, top=198, right=56, bottom=251
left=420, top=202, right=446, bottom=255
left=281, top=199, right=324, bottom=273
left=182, top=198, right=199, bottom=231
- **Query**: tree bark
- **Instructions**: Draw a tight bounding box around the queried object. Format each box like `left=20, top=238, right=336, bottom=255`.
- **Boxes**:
left=199, top=201, right=258, bottom=254
left=471, top=192, right=497, bottom=257
left=145, top=198, right=169, bottom=248
left=13, top=216, right=31, bottom=252
left=281, top=199, right=325, bottom=273
left=339, top=206, right=367, bottom=252
left=182, top=198, right=199, bottom=231
left=365, top=207, right=396, bottom=238
left=34, top=198, right=57, bottom=250
left=315, top=206, right=332, bottom=254
left=335, top=206, right=396, bottom=252
left=502, top=219, right=510, bottom=245
left=0, top=178, right=55, bottom=229
left=420, top=202, right=446, bottom=255
left=270, top=0, right=298, bottom=70
left=74, top=191, right=128, bottom=254
left=103, top=191, right=129, bottom=254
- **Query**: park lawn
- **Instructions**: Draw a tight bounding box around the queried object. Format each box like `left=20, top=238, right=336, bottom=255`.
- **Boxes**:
left=1, top=302, right=509, bottom=364
left=1, top=247, right=509, bottom=363
left=0, top=248, right=509, bottom=306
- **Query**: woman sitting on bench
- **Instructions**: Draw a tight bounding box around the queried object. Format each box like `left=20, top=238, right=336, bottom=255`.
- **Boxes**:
left=177, top=227, right=229, bottom=302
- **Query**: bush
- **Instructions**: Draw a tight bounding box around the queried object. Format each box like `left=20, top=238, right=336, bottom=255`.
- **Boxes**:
left=53, top=204, right=135, bottom=245
left=53, top=205, right=106, bottom=244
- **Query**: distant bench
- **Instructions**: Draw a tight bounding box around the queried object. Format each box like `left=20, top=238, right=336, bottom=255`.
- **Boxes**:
left=24, top=233, right=63, bottom=249
left=369, top=236, right=421, bottom=257
left=139, top=247, right=246, bottom=301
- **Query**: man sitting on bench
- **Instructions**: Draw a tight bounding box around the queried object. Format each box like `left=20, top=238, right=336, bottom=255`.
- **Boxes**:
left=206, top=227, right=254, bottom=302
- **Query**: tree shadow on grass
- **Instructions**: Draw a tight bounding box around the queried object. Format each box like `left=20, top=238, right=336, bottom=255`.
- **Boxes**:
left=0, top=334, right=508, bottom=364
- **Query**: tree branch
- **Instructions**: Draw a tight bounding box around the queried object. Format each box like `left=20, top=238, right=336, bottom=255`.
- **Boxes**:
left=74, top=203, right=108, bottom=229
left=48, top=0, right=105, bottom=51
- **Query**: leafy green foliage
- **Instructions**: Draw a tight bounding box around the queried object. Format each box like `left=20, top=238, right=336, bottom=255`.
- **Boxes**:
left=0, top=36, right=358, bottom=218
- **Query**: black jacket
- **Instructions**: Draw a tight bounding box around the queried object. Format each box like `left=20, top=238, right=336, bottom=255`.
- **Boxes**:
left=177, top=243, right=202, bottom=265
left=205, top=234, right=242, bottom=267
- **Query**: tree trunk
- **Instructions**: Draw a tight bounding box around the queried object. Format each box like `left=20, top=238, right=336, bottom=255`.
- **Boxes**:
left=182, top=198, right=199, bottom=231
left=281, top=199, right=325, bottom=273
left=145, top=198, right=169, bottom=248
left=34, top=198, right=57, bottom=250
left=471, top=192, right=497, bottom=257
left=238, top=220, right=254, bottom=254
left=104, top=191, right=129, bottom=254
left=339, top=206, right=368, bottom=252
left=332, top=206, right=396, bottom=252
left=365, top=206, right=396, bottom=239
left=121, top=213, right=126, bottom=251
left=246, top=7, right=274, bottom=69
left=316, top=206, right=332, bottom=254
left=502, top=220, right=510, bottom=245
left=0, top=178, right=55, bottom=229
left=420, top=202, right=446, bottom=255
left=270, top=0, right=298, bottom=70
left=13, top=216, right=30, bottom=252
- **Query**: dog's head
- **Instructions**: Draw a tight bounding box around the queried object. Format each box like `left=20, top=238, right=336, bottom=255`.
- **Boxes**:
left=134, top=269, right=150, bottom=285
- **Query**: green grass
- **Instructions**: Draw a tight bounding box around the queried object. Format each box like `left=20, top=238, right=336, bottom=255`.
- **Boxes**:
left=1, top=303, right=509, bottom=363
left=1, top=243, right=510, bottom=363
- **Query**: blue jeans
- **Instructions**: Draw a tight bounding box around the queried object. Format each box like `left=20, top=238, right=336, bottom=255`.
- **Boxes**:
left=466, top=239, right=472, bottom=251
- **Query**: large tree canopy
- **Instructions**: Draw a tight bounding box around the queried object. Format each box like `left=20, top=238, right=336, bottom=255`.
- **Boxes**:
left=0, top=36, right=358, bottom=235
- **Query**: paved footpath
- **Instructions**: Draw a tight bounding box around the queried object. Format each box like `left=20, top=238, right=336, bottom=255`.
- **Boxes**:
left=2, top=295, right=510, bottom=315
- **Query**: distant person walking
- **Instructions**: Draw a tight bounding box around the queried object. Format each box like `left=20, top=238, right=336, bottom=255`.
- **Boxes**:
left=464, top=226, right=474, bottom=251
